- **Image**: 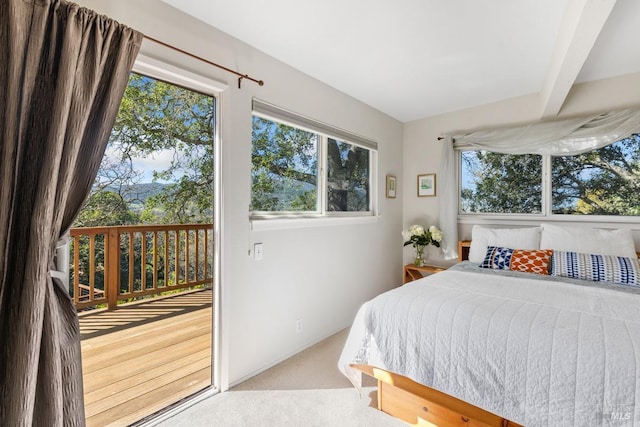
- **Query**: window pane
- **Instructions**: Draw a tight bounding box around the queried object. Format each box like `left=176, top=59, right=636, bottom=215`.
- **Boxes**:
left=251, top=116, right=318, bottom=212
left=460, top=151, right=542, bottom=214
left=552, top=134, right=640, bottom=215
left=327, top=138, right=370, bottom=212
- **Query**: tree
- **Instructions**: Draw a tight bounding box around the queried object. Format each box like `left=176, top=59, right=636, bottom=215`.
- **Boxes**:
left=70, top=74, right=216, bottom=304
left=461, top=151, right=542, bottom=213
left=326, top=139, right=369, bottom=211
left=74, top=191, right=138, bottom=227
left=97, top=72, right=215, bottom=225
left=251, top=116, right=318, bottom=211
left=551, top=134, right=640, bottom=215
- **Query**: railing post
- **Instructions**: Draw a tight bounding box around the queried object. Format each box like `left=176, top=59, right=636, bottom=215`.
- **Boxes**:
left=107, top=227, right=120, bottom=311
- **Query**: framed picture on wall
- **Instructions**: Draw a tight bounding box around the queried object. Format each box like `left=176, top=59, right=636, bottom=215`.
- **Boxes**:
left=417, top=173, right=436, bottom=197
left=386, top=175, right=397, bottom=198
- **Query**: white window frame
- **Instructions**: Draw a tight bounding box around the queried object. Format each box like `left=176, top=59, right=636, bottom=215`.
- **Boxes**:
left=457, top=148, right=640, bottom=226
left=250, top=99, right=378, bottom=225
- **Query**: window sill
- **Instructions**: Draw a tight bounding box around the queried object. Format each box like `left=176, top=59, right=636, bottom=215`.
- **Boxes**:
left=250, top=214, right=379, bottom=231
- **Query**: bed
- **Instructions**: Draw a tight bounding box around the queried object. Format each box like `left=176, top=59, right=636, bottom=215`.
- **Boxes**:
left=339, top=224, right=640, bottom=426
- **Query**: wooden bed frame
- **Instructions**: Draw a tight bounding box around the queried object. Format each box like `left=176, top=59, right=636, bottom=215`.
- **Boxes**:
left=351, top=364, right=522, bottom=427
left=350, top=240, right=523, bottom=427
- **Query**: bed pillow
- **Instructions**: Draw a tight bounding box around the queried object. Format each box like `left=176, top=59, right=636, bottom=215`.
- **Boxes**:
left=481, top=246, right=552, bottom=275
left=480, top=246, right=514, bottom=270
left=550, top=250, right=640, bottom=286
left=468, top=225, right=541, bottom=263
left=540, top=223, right=636, bottom=258
left=510, top=249, right=553, bottom=275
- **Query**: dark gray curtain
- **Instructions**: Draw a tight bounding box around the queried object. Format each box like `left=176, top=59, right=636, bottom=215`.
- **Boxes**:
left=0, top=1, right=142, bottom=425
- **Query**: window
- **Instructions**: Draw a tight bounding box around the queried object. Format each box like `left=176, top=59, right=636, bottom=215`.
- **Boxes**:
left=459, top=134, right=640, bottom=217
left=251, top=116, right=318, bottom=212
left=552, top=134, right=640, bottom=216
left=326, top=138, right=370, bottom=212
left=460, top=150, right=542, bottom=214
left=251, top=99, right=376, bottom=217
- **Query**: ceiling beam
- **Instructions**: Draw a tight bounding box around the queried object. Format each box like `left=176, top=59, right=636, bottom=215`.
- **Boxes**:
left=539, top=0, right=616, bottom=118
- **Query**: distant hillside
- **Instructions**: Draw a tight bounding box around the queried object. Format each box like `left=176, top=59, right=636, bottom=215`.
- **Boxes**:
left=104, top=182, right=170, bottom=211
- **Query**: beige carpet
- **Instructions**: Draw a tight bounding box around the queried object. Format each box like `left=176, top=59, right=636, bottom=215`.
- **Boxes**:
left=157, top=329, right=406, bottom=427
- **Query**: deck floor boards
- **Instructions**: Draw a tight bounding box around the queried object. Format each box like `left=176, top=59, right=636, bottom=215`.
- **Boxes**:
left=80, top=289, right=213, bottom=426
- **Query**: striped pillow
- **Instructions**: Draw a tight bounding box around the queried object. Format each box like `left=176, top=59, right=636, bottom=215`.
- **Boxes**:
left=550, top=251, right=640, bottom=286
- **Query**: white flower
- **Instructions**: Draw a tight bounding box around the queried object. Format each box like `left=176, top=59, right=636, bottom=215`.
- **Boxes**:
left=429, top=225, right=443, bottom=242
left=403, top=224, right=443, bottom=247
left=409, top=225, right=424, bottom=236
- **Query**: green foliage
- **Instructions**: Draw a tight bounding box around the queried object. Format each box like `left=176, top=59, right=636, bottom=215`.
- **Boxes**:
left=91, top=72, right=215, bottom=225
left=402, top=225, right=443, bottom=248
left=142, top=171, right=213, bottom=224
left=552, top=135, right=640, bottom=215
left=251, top=116, right=318, bottom=211
left=75, top=191, right=138, bottom=227
left=112, top=73, right=214, bottom=154
left=326, top=139, right=370, bottom=211
left=461, top=151, right=542, bottom=213
left=250, top=118, right=371, bottom=212
left=70, top=73, right=215, bottom=306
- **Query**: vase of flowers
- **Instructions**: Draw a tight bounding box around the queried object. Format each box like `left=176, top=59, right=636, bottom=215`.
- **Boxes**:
left=402, top=224, right=443, bottom=267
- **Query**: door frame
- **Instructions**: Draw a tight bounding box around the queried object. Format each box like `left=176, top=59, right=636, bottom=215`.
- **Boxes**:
left=130, top=54, right=227, bottom=424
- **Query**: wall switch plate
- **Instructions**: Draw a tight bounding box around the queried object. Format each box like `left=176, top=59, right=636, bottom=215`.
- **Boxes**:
left=254, top=243, right=263, bottom=260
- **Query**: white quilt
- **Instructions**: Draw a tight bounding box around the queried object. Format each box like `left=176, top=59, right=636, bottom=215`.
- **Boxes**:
left=339, top=268, right=640, bottom=426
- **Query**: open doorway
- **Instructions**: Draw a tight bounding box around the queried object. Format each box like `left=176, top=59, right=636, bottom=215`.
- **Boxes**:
left=69, top=60, right=221, bottom=425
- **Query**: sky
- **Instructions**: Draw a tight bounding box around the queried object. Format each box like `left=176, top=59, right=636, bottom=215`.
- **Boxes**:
left=131, top=149, right=176, bottom=182
left=103, top=146, right=183, bottom=184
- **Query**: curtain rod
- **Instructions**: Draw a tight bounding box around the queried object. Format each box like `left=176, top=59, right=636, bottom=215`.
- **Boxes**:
left=437, top=136, right=456, bottom=142
left=145, top=36, right=264, bottom=89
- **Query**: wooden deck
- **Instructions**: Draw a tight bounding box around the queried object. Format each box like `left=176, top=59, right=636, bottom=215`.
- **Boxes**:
left=80, top=289, right=213, bottom=426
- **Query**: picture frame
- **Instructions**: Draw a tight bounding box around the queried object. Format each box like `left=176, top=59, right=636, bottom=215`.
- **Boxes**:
left=386, top=175, right=397, bottom=198
left=417, top=173, right=436, bottom=197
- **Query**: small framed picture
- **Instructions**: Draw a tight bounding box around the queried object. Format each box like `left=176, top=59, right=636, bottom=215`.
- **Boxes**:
left=417, top=173, right=436, bottom=197
left=386, top=175, right=397, bottom=198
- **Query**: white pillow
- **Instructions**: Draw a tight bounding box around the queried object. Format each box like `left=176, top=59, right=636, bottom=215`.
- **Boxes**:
left=468, top=225, right=541, bottom=263
left=540, top=223, right=637, bottom=258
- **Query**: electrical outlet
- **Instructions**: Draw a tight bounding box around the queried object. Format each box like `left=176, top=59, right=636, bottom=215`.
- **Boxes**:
left=254, top=243, right=263, bottom=260
left=296, top=319, right=303, bottom=334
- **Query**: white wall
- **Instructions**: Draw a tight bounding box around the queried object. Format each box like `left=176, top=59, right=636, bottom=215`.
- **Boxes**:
left=76, top=0, right=404, bottom=388
left=403, top=72, right=640, bottom=261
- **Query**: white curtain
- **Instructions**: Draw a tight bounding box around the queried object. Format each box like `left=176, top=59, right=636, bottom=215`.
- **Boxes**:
left=438, top=135, right=458, bottom=260
left=438, top=108, right=640, bottom=259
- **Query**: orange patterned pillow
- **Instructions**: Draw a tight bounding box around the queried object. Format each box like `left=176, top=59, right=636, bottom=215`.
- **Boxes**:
left=510, top=249, right=553, bottom=275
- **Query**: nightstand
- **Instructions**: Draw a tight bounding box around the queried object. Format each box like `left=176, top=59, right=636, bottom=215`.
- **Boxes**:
left=403, top=263, right=448, bottom=284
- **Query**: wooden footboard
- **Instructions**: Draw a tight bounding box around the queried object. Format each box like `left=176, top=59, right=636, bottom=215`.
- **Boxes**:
left=351, top=364, right=522, bottom=427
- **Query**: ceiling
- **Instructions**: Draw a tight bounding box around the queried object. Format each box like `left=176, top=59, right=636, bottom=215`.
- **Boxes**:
left=160, top=0, right=640, bottom=123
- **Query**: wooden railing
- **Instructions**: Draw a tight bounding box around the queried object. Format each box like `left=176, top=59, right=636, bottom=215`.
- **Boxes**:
left=69, top=224, right=213, bottom=311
